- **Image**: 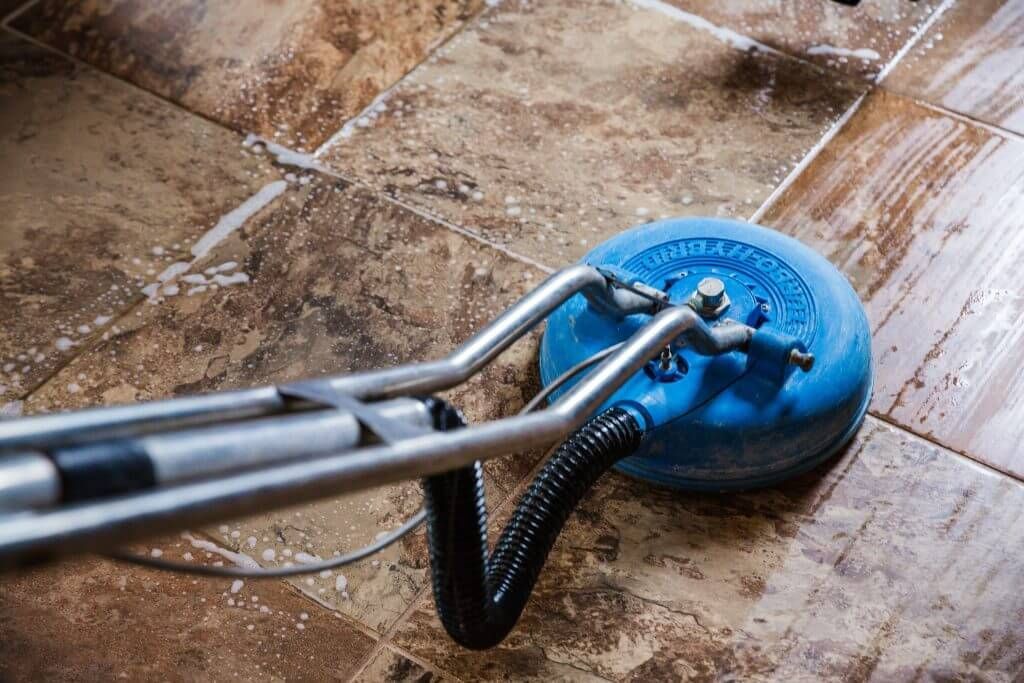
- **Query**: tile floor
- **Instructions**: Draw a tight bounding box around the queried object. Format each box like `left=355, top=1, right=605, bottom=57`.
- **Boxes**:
left=1, top=0, right=1022, bottom=680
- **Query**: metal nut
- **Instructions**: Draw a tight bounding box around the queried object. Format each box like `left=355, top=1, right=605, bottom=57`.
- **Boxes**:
left=690, top=277, right=730, bottom=318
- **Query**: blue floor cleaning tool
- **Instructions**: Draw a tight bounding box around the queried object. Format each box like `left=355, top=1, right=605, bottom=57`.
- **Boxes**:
left=0, top=218, right=871, bottom=650
left=541, top=217, right=872, bottom=491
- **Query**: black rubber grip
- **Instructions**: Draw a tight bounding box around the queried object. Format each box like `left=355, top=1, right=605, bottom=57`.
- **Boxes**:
left=49, top=440, right=156, bottom=502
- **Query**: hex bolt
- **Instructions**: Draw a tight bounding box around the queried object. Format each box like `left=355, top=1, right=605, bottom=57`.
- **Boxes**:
left=789, top=349, right=815, bottom=372
left=697, top=277, right=726, bottom=309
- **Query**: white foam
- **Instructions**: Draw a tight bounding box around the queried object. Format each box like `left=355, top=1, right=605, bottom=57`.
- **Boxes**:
left=628, top=0, right=780, bottom=56
left=334, top=574, right=348, bottom=593
left=807, top=44, right=881, bottom=61
left=212, top=272, right=250, bottom=287
left=230, top=579, right=244, bottom=594
left=181, top=532, right=261, bottom=570
left=55, top=337, right=74, bottom=352
left=192, top=181, right=287, bottom=260
left=243, top=134, right=324, bottom=172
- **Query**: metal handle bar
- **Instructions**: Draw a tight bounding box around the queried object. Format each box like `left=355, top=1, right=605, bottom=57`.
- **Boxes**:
left=0, top=265, right=647, bottom=453
left=0, top=303, right=751, bottom=568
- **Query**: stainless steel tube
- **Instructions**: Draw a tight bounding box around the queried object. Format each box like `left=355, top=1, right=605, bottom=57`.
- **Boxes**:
left=0, top=307, right=749, bottom=568
left=0, top=453, right=61, bottom=510
left=0, top=266, right=636, bottom=454
left=144, top=398, right=431, bottom=485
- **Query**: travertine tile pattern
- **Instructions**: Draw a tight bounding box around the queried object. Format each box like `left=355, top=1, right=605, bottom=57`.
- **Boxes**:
left=883, top=0, right=1024, bottom=135
left=24, top=176, right=547, bottom=635
left=4, top=1, right=1024, bottom=681
left=666, top=0, right=945, bottom=79
left=0, top=35, right=276, bottom=401
left=395, top=418, right=1024, bottom=680
left=0, top=539, right=376, bottom=681
left=15, top=0, right=484, bottom=149
left=322, top=0, right=864, bottom=267
left=764, top=91, right=1024, bottom=479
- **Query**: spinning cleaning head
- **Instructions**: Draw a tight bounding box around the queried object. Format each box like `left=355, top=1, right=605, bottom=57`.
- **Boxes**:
left=540, top=218, right=873, bottom=490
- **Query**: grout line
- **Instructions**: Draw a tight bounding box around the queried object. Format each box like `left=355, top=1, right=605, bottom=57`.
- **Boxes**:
left=874, top=0, right=958, bottom=85
left=748, top=91, right=867, bottom=224
left=245, top=134, right=560, bottom=274
left=1, top=0, right=40, bottom=27
left=868, top=411, right=1024, bottom=487
left=381, top=192, right=556, bottom=274
left=0, top=23, right=257, bottom=143
left=314, top=84, right=402, bottom=158
left=315, top=0, right=497, bottom=159
left=627, top=0, right=794, bottom=62
left=900, top=94, right=1024, bottom=144
left=385, top=641, right=467, bottom=683
left=345, top=639, right=389, bottom=682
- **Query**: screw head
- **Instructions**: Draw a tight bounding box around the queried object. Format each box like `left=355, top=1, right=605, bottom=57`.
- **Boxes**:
left=697, top=277, right=726, bottom=308
left=689, top=277, right=730, bottom=318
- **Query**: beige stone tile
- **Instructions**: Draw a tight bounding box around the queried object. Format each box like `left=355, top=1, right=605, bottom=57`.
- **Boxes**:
left=320, top=0, right=865, bottom=269
left=15, top=0, right=485, bottom=149
left=665, top=0, right=946, bottom=80
left=883, top=0, right=1024, bottom=136
left=763, top=90, right=1024, bottom=479
left=0, top=538, right=375, bottom=681
left=354, top=644, right=447, bottom=682
left=0, top=34, right=277, bottom=402
left=394, top=417, right=1024, bottom=680
left=24, top=177, right=547, bottom=635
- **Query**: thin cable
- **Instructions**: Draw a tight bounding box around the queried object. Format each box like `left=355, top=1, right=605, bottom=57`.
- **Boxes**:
left=519, top=343, right=624, bottom=415
left=107, top=508, right=426, bottom=578
left=107, top=344, right=622, bottom=578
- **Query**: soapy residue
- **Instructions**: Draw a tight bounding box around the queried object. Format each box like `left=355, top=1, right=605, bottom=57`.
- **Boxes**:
left=807, top=44, right=881, bottom=61
left=181, top=531, right=261, bottom=570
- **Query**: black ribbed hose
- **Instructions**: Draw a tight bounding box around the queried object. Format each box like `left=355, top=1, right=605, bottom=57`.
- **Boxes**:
left=421, top=404, right=643, bottom=650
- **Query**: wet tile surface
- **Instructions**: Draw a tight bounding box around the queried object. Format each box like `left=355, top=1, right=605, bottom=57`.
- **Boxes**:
left=764, top=90, right=1024, bottom=479
left=0, top=34, right=276, bottom=402
left=0, top=538, right=375, bottom=681
left=394, top=417, right=1024, bottom=681
left=320, top=0, right=864, bottom=268
left=15, top=0, right=485, bottom=150
left=883, top=0, right=1024, bottom=136
left=25, top=176, right=546, bottom=634
left=355, top=645, right=446, bottom=682
left=664, top=0, right=944, bottom=80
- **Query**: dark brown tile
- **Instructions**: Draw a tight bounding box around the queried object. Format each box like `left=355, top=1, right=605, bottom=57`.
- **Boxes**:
left=0, top=1, right=28, bottom=19
left=320, top=0, right=865, bottom=268
left=15, top=0, right=485, bottom=149
left=355, top=645, right=446, bottom=682
left=0, top=33, right=278, bottom=403
left=394, top=417, right=1024, bottom=680
left=883, top=0, right=1024, bottom=136
left=664, top=0, right=946, bottom=80
left=763, top=90, right=1024, bottom=479
left=0, top=538, right=375, bottom=681
left=24, top=177, right=547, bottom=635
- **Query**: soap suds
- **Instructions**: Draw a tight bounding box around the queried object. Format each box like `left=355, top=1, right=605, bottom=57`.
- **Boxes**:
left=243, top=134, right=324, bottom=172
left=191, top=181, right=287, bottom=260
left=807, top=44, right=881, bottom=61
left=181, top=532, right=260, bottom=570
